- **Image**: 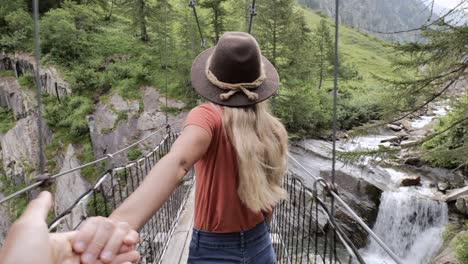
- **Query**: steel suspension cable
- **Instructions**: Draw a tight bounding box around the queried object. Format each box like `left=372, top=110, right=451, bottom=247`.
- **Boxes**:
left=189, top=0, right=206, bottom=48
left=248, top=0, right=257, bottom=34
left=33, top=0, right=45, bottom=174
left=0, top=119, right=184, bottom=205
left=164, top=0, right=169, bottom=125
left=330, top=1, right=340, bottom=258
left=331, top=0, right=339, bottom=216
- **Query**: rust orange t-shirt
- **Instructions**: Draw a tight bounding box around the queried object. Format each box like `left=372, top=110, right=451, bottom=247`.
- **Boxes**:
left=184, top=103, right=266, bottom=233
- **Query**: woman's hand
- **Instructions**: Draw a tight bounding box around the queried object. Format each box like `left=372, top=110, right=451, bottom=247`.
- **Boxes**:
left=0, top=192, right=140, bottom=264
left=72, top=216, right=139, bottom=264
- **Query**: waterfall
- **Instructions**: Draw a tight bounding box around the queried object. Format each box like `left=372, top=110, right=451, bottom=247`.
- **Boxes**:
left=362, top=191, right=448, bottom=264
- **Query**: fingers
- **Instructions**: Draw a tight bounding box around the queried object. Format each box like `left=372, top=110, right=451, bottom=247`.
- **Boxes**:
left=81, top=217, right=116, bottom=264
left=21, top=191, right=52, bottom=221
left=119, top=244, right=133, bottom=253
left=73, top=217, right=99, bottom=253
left=73, top=217, right=139, bottom=264
left=123, top=230, right=139, bottom=245
left=110, top=250, right=140, bottom=264
left=99, top=222, right=130, bottom=263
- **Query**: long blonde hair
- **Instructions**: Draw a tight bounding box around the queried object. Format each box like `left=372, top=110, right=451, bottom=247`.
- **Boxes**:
left=220, top=101, right=288, bottom=212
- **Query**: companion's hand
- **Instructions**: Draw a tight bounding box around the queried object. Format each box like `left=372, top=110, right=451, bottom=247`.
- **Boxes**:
left=0, top=191, right=140, bottom=264
left=73, top=216, right=139, bottom=264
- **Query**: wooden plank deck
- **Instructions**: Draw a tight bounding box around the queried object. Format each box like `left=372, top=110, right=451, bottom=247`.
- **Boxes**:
left=161, top=188, right=195, bottom=264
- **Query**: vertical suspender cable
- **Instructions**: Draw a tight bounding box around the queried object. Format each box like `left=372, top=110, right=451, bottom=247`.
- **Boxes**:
left=33, top=0, right=45, bottom=174
left=331, top=0, right=339, bottom=216
left=164, top=0, right=169, bottom=125
left=248, top=0, right=257, bottom=34
left=330, top=1, right=340, bottom=261
left=189, top=0, right=206, bottom=48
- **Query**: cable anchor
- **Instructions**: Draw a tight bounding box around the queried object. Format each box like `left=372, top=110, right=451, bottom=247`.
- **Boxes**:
left=189, top=0, right=195, bottom=8
left=250, top=5, right=257, bottom=16
left=35, top=171, right=52, bottom=187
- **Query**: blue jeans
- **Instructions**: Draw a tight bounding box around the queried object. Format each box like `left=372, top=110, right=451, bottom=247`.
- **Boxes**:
left=188, top=221, right=277, bottom=264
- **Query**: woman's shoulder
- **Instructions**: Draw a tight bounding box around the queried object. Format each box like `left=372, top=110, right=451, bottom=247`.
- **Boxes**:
left=189, top=103, right=222, bottom=121
left=185, top=103, right=222, bottom=132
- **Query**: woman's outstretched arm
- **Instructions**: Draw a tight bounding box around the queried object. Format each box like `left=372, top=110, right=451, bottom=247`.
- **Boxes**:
left=110, top=125, right=210, bottom=229
left=73, top=125, right=211, bottom=264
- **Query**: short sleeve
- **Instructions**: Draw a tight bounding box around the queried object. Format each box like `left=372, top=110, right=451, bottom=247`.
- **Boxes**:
left=183, top=104, right=221, bottom=138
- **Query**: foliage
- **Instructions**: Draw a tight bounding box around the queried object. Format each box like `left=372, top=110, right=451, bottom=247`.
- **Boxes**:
left=0, top=173, right=27, bottom=221
left=18, top=73, right=35, bottom=88
left=455, top=231, right=468, bottom=264
left=86, top=191, right=111, bottom=217
left=422, top=96, right=468, bottom=170
left=0, top=107, right=16, bottom=133
left=200, top=0, right=228, bottom=43
left=443, top=224, right=459, bottom=245
left=337, top=89, right=383, bottom=130
left=40, top=2, right=97, bottom=64
left=127, top=146, right=142, bottom=161
left=0, top=8, right=33, bottom=52
left=43, top=95, right=93, bottom=142
left=0, top=69, right=15, bottom=77
left=77, top=140, right=105, bottom=183
left=273, top=84, right=332, bottom=138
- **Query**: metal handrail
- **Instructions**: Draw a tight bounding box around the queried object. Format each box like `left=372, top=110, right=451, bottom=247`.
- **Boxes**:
left=287, top=153, right=404, bottom=264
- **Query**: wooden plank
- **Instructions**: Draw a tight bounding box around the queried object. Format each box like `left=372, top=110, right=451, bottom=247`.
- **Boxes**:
left=160, top=188, right=195, bottom=264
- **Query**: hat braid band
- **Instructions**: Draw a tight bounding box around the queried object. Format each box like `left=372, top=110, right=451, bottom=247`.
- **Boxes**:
left=205, top=57, right=266, bottom=101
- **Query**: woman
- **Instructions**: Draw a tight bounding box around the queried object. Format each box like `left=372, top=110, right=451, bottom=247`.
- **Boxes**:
left=72, top=32, right=288, bottom=264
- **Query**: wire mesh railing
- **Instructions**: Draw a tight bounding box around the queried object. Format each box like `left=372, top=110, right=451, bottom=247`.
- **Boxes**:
left=270, top=172, right=364, bottom=264
left=0, top=129, right=194, bottom=264
left=47, top=132, right=194, bottom=264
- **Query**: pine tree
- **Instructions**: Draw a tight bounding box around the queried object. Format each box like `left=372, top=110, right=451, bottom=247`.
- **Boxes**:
left=254, top=0, right=312, bottom=80
left=136, top=0, right=148, bottom=41
left=200, top=0, right=228, bottom=44
left=313, top=19, right=334, bottom=89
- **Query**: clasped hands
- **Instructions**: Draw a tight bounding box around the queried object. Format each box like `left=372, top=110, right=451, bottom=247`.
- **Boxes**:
left=0, top=192, right=140, bottom=264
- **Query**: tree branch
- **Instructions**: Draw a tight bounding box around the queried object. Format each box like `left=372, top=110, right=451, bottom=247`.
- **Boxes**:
left=401, top=115, right=468, bottom=148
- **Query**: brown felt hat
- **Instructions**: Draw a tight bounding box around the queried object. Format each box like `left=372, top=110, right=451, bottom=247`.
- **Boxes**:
left=191, top=32, right=279, bottom=107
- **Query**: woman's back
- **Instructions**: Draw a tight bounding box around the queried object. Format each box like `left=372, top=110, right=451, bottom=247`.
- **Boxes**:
left=185, top=103, right=267, bottom=232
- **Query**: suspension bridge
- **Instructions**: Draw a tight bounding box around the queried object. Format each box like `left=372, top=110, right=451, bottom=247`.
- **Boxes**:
left=0, top=0, right=408, bottom=263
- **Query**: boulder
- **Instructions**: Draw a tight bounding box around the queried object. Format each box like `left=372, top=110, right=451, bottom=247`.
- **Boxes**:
left=455, top=196, right=468, bottom=216
left=0, top=192, right=9, bottom=245
left=404, top=157, right=424, bottom=167
left=54, top=145, right=90, bottom=231
left=142, top=86, right=160, bottom=113
left=380, top=133, right=409, bottom=145
left=1, top=114, right=52, bottom=180
left=445, top=186, right=468, bottom=202
left=400, top=176, right=421, bottom=187
left=0, top=78, right=36, bottom=120
left=437, top=182, right=451, bottom=193
left=401, top=120, right=413, bottom=131
left=380, top=136, right=400, bottom=144
left=386, top=124, right=402, bottom=132
left=159, top=96, right=185, bottom=109
left=0, top=53, right=71, bottom=100
left=88, top=92, right=187, bottom=167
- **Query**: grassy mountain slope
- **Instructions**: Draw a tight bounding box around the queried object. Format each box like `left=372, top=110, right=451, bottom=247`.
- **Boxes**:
left=299, top=5, right=399, bottom=88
